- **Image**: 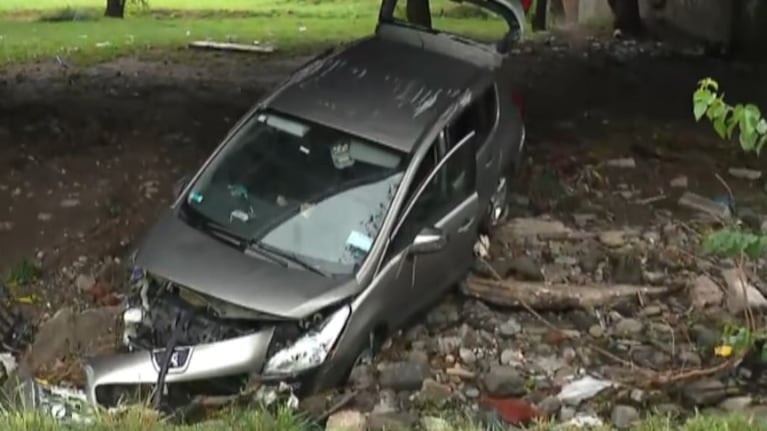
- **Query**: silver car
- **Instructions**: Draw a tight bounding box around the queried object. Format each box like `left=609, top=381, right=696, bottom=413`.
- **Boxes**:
left=85, top=0, right=527, bottom=408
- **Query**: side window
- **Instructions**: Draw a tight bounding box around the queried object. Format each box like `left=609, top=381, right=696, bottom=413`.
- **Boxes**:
left=447, top=86, right=497, bottom=148
left=389, top=133, right=476, bottom=253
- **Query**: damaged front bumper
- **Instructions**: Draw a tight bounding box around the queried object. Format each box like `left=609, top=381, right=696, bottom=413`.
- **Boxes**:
left=83, top=271, right=352, bottom=407
left=84, top=330, right=273, bottom=405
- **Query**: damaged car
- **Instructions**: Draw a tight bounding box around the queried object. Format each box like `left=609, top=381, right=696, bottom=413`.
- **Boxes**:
left=84, top=0, right=528, bottom=408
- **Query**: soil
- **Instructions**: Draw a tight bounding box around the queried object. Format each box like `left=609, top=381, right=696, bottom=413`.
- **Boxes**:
left=1, top=31, right=766, bottom=315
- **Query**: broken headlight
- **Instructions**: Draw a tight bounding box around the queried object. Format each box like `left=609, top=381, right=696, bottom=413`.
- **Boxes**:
left=262, top=304, right=350, bottom=376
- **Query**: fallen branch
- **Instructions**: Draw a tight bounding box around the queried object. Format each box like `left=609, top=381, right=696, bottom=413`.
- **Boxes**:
left=189, top=41, right=276, bottom=54
left=462, top=275, right=671, bottom=311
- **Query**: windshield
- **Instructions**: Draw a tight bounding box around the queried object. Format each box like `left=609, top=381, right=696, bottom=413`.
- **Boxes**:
left=183, top=110, right=407, bottom=276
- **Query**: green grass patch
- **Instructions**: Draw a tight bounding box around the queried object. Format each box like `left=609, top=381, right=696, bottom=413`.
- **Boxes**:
left=0, top=0, right=516, bottom=65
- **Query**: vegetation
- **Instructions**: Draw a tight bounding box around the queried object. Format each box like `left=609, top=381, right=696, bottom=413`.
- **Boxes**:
left=693, top=78, right=767, bottom=360
left=0, top=0, right=511, bottom=65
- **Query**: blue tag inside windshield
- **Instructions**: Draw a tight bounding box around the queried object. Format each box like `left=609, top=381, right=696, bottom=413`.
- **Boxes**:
left=189, top=191, right=204, bottom=204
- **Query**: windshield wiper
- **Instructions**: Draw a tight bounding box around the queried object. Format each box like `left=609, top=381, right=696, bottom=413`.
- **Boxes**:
left=247, top=241, right=331, bottom=278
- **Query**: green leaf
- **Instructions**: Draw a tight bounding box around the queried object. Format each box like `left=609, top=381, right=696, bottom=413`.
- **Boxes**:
left=759, top=134, right=767, bottom=153
left=741, top=128, right=758, bottom=152
left=693, top=89, right=715, bottom=120
left=757, top=118, right=767, bottom=135
left=713, top=117, right=727, bottom=139
left=698, top=77, right=719, bottom=92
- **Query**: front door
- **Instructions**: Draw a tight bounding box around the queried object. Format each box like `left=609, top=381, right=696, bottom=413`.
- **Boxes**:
left=386, top=131, right=480, bottom=314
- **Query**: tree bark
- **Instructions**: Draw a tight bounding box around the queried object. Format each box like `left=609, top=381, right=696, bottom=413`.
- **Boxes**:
left=608, top=0, right=642, bottom=35
left=532, top=0, right=548, bottom=31
left=104, top=0, right=126, bottom=18
left=406, top=0, right=432, bottom=28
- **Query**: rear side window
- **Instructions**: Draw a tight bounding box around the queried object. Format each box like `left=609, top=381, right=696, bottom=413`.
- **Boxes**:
left=447, top=86, right=498, bottom=147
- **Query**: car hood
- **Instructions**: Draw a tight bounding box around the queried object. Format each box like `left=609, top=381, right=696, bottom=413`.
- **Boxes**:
left=133, top=210, right=359, bottom=319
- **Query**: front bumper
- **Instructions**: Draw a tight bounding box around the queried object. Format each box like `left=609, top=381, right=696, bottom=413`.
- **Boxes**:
left=84, top=329, right=274, bottom=405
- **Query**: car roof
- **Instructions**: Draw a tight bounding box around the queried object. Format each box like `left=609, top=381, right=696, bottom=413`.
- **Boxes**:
left=266, top=36, right=485, bottom=153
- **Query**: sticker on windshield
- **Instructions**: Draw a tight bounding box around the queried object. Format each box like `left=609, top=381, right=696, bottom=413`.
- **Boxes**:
left=230, top=209, right=251, bottom=223
left=331, top=143, right=354, bottom=169
left=188, top=191, right=204, bottom=204
left=346, top=230, right=372, bottom=252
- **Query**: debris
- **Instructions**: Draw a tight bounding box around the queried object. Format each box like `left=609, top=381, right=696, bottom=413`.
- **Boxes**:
left=479, top=397, right=542, bottom=425
left=325, top=409, right=367, bottom=431
left=473, top=234, right=490, bottom=259
left=605, top=158, right=636, bottom=168
left=611, top=405, right=640, bottom=430
left=502, top=217, right=572, bottom=239
left=462, top=276, right=670, bottom=311
left=557, top=376, right=615, bottom=406
left=0, top=221, right=12, bottom=232
left=189, top=41, right=276, bottom=53
left=559, top=414, right=605, bottom=429
left=37, top=213, right=53, bottom=222
left=598, top=230, right=627, bottom=247
left=689, top=275, right=724, bottom=309
left=25, top=379, right=94, bottom=424
left=721, top=268, right=767, bottom=313
left=670, top=176, right=688, bottom=188
left=678, top=191, right=731, bottom=219
left=728, top=167, right=761, bottom=180
left=59, top=198, right=80, bottom=208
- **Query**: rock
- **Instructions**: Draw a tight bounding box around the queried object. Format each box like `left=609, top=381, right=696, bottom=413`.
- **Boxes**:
left=609, top=254, right=643, bottom=284
left=678, top=191, right=731, bottom=219
left=613, top=318, right=644, bottom=336
left=483, top=366, right=526, bottom=397
left=611, top=405, right=640, bottom=429
left=719, top=396, right=752, bottom=411
left=458, top=347, right=476, bottom=365
left=368, top=413, right=417, bottom=431
left=372, top=390, right=398, bottom=414
left=75, top=274, right=95, bottom=292
left=348, top=365, right=375, bottom=390
left=378, top=362, right=427, bottom=391
left=464, top=386, right=480, bottom=398
left=500, top=348, right=524, bottom=366
left=588, top=325, right=606, bottom=339
left=629, top=389, right=646, bottom=403
left=729, top=167, right=761, bottom=180
left=498, top=318, right=522, bottom=337
left=426, top=302, right=460, bottom=328
left=325, top=410, right=366, bottom=431
left=60, top=198, right=80, bottom=208
left=678, top=350, right=702, bottom=367
left=690, top=275, right=723, bottom=309
left=421, top=416, right=452, bottom=431
left=638, top=305, right=662, bottom=317
left=670, top=176, right=688, bottom=188
left=508, top=255, right=544, bottom=281
left=599, top=230, right=626, bottom=247
left=606, top=158, right=636, bottom=168
left=37, top=212, right=52, bottom=222
left=690, top=324, right=720, bottom=351
left=559, top=406, right=577, bottom=421
left=537, top=395, right=562, bottom=416
left=504, top=218, right=572, bottom=238
left=682, top=379, right=727, bottom=407
left=419, top=379, right=452, bottom=403
left=722, top=268, right=767, bottom=313
left=436, top=336, right=461, bottom=355
left=533, top=355, right=567, bottom=375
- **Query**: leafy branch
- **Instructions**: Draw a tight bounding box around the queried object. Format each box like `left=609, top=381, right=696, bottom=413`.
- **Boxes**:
left=693, top=77, right=767, bottom=154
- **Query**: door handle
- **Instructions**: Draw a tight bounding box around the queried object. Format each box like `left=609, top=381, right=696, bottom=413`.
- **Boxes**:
left=458, top=216, right=475, bottom=233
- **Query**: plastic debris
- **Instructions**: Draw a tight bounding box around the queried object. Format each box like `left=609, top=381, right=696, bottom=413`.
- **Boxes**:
left=25, top=379, right=94, bottom=424
left=556, top=375, right=615, bottom=406
left=558, top=414, right=605, bottom=428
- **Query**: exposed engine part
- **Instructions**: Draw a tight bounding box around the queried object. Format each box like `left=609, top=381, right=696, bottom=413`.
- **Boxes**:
left=153, top=310, right=193, bottom=410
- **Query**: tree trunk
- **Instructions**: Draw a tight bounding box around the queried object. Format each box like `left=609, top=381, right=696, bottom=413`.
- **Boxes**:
left=406, top=0, right=432, bottom=28
left=104, top=0, right=126, bottom=18
left=608, top=0, right=642, bottom=35
left=532, top=0, right=548, bottom=30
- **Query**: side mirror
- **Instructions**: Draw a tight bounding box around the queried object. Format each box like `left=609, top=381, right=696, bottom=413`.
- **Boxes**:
left=172, top=175, right=191, bottom=199
left=410, top=226, right=447, bottom=255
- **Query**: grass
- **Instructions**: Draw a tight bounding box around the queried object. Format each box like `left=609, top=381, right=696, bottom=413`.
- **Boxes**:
left=1, top=408, right=767, bottom=431
left=0, top=0, right=511, bottom=65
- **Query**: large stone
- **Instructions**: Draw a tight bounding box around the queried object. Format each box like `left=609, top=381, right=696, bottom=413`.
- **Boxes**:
left=23, top=306, right=121, bottom=378
left=378, top=361, right=427, bottom=391
left=419, top=379, right=452, bottom=403
left=325, top=410, right=367, bottom=431
left=611, top=405, right=640, bottom=430
left=721, top=268, right=767, bottom=313
left=682, top=379, right=727, bottom=407
left=368, top=412, right=417, bottom=431
left=482, top=366, right=526, bottom=397
left=689, top=275, right=724, bottom=309
left=613, top=318, right=644, bottom=336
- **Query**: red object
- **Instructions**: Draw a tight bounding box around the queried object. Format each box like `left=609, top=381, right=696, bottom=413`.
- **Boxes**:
left=520, top=0, right=532, bottom=12
left=480, top=397, right=542, bottom=425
